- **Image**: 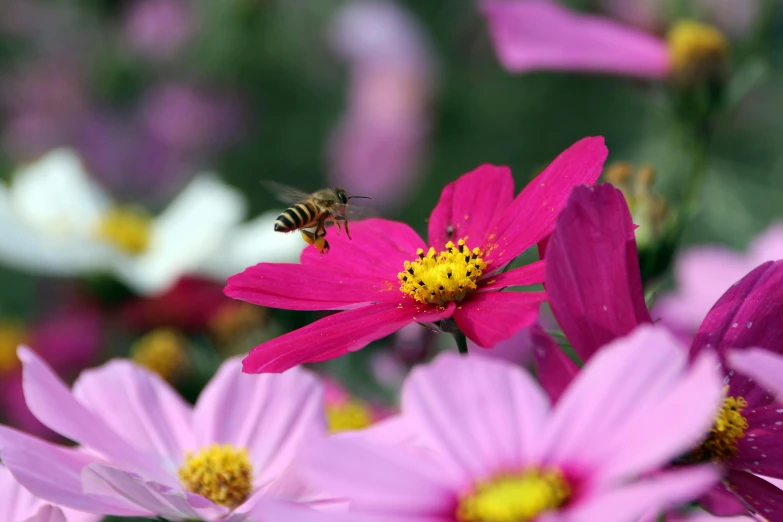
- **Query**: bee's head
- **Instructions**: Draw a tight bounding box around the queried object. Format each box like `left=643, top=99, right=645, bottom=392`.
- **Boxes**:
left=336, top=190, right=348, bottom=205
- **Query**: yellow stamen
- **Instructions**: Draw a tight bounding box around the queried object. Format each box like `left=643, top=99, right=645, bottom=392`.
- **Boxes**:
left=326, top=398, right=374, bottom=433
left=130, top=328, right=188, bottom=383
left=398, top=239, right=487, bottom=306
left=694, top=395, right=749, bottom=462
left=96, top=205, right=152, bottom=255
left=0, top=320, right=28, bottom=374
left=457, top=468, right=570, bottom=522
left=179, top=444, right=253, bottom=508
left=667, top=21, right=728, bottom=85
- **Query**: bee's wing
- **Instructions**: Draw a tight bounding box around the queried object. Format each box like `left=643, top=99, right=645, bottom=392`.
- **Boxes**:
left=261, top=181, right=312, bottom=205
left=342, top=201, right=377, bottom=220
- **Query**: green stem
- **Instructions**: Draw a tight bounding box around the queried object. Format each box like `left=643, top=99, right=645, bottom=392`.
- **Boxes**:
left=681, top=129, right=710, bottom=212
left=453, top=331, right=469, bottom=356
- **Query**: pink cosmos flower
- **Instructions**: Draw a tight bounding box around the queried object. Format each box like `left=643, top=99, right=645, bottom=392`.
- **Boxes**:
left=327, top=0, right=435, bottom=211
left=480, top=0, right=729, bottom=83
left=538, top=183, right=783, bottom=518
left=322, top=377, right=392, bottom=433
left=295, top=325, right=723, bottom=521
left=225, top=136, right=608, bottom=373
left=730, top=349, right=783, bottom=403
left=124, top=0, right=194, bottom=60
left=0, top=348, right=334, bottom=520
left=655, top=222, right=783, bottom=336
left=0, top=464, right=101, bottom=522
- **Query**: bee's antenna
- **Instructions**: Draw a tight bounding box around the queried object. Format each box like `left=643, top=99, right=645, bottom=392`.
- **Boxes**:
left=348, top=196, right=371, bottom=200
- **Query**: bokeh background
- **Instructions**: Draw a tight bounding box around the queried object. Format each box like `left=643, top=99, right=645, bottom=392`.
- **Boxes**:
left=0, top=0, right=782, bottom=492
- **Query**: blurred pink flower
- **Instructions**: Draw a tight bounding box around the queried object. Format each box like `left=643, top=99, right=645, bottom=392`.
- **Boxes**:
left=0, top=464, right=101, bottom=522
left=326, top=0, right=436, bottom=211
left=297, top=326, right=722, bottom=521
left=124, top=0, right=194, bottom=59
left=226, top=137, right=607, bottom=373
left=655, top=223, right=783, bottom=336
left=321, top=378, right=392, bottom=433
left=0, top=349, right=333, bottom=520
left=481, top=0, right=670, bottom=79
left=0, top=304, right=100, bottom=440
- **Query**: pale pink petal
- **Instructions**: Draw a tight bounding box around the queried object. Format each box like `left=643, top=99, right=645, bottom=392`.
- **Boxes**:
left=72, top=359, right=194, bottom=481
left=454, top=291, right=544, bottom=348
left=542, top=326, right=717, bottom=475
left=654, top=247, right=752, bottom=334
left=228, top=499, right=348, bottom=522
left=0, top=426, right=149, bottom=517
left=427, top=164, right=515, bottom=250
left=478, top=260, right=545, bottom=291
left=481, top=136, right=608, bottom=272
left=194, top=357, right=326, bottom=484
left=530, top=326, right=578, bottom=403
left=23, top=506, right=66, bottom=522
left=481, top=0, right=670, bottom=78
left=729, top=348, right=783, bottom=401
left=81, top=463, right=227, bottom=521
left=401, top=353, right=550, bottom=483
left=2, top=463, right=43, bottom=521
left=563, top=466, right=718, bottom=522
left=469, top=325, right=535, bottom=366
left=545, top=184, right=651, bottom=361
left=242, top=301, right=454, bottom=373
left=17, top=347, right=167, bottom=482
left=297, top=435, right=456, bottom=516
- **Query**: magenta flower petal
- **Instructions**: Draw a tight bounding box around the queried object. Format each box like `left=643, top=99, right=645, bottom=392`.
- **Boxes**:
left=543, top=326, right=720, bottom=483
left=16, top=348, right=165, bottom=482
left=71, top=360, right=194, bottom=475
left=569, top=466, right=718, bottom=522
left=693, top=261, right=783, bottom=358
left=733, top=429, right=783, bottom=478
left=729, top=348, right=783, bottom=401
left=401, top=353, right=550, bottom=482
left=482, top=136, right=608, bottom=271
left=697, top=485, right=749, bottom=517
left=299, top=218, right=426, bottom=277
left=0, top=427, right=148, bottom=517
left=242, top=301, right=454, bottom=373
left=724, top=469, right=783, bottom=520
left=481, top=0, right=670, bottom=78
left=426, top=164, right=514, bottom=249
left=193, top=358, right=325, bottom=482
left=225, top=264, right=398, bottom=310
left=546, top=184, right=651, bottom=361
left=530, top=325, right=578, bottom=403
left=297, top=435, right=456, bottom=515
left=479, top=259, right=545, bottom=291
left=81, top=464, right=227, bottom=521
left=454, top=291, right=545, bottom=348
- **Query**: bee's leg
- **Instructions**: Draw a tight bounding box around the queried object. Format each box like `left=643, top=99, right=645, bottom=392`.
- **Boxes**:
left=335, top=216, right=351, bottom=240
left=301, top=229, right=316, bottom=245
left=315, top=236, right=330, bottom=256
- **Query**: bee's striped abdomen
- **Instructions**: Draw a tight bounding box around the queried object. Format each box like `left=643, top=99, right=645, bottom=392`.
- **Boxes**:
left=274, top=201, right=320, bottom=232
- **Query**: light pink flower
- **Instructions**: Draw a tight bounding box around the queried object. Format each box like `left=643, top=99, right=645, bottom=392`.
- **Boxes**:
left=296, top=325, right=723, bottom=521
left=655, top=222, right=783, bottom=335
left=0, top=464, right=100, bottom=522
left=326, top=0, right=435, bottom=211
left=226, top=137, right=607, bottom=373
left=124, top=0, right=194, bottom=59
left=0, top=348, right=332, bottom=520
left=481, top=0, right=670, bottom=79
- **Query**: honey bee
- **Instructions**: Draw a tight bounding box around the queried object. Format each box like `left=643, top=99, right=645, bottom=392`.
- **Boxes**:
left=264, top=182, right=370, bottom=254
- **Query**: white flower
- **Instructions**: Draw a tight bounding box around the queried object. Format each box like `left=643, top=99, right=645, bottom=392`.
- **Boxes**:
left=0, top=148, right=304, bottom=295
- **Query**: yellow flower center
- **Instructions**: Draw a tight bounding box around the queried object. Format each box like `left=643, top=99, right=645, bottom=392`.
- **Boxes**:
left=96, top=205, right=152, bottom=255
left=130, top=328, right=188, bottom=383
left=398, top=239, right=487, bottom=306
left=0, top=320, right=28, bottom=374
left=457, top=468, right=570, bottom=522
left=326, top=398, right=374, bottom=433
left=178, top=444, right=253, bottom=508
left=208, top=302, right=267, bottom=346
left=694, top=395, right=748, bottom=462
left=667, top=21, right=728, bottom=83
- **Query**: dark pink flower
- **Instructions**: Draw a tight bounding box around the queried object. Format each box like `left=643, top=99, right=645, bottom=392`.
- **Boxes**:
left=539, top=183, right=783, bottom=518
left=225, top=136, right=608, bottom=373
